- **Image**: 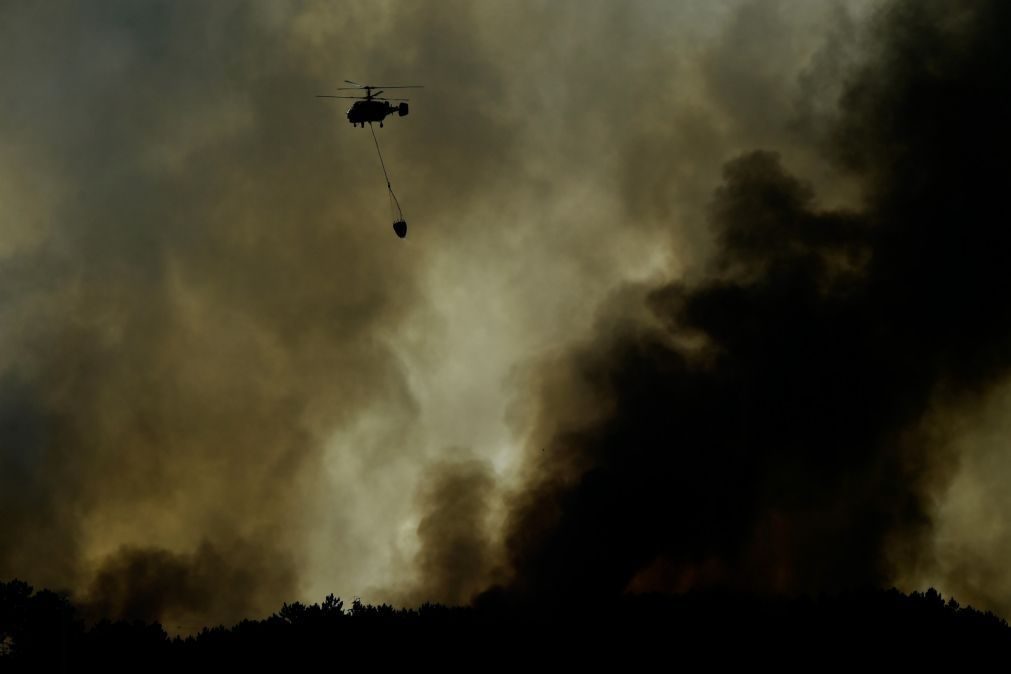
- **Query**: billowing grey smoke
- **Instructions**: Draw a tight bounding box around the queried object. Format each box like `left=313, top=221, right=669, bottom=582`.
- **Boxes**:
left=0, top=1, right=508, bottom=625
left=5, top=0, right=1010, bottom=626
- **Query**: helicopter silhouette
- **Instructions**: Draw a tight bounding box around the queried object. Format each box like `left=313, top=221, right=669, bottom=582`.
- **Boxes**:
left=316, top=80, right=423, bottom=128
left=317, top=80, right=421, bottom=238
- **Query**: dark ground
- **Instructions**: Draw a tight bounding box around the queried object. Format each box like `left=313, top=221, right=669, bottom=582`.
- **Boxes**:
left=1, top=579, right=1007, bottom=671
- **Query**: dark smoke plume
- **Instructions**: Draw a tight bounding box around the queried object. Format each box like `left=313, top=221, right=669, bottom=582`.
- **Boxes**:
left=84, top=540, right=294, bottom=626
left=495, top=0, right=1011, bottom=604
left=401, top=458, right=500, bottom=607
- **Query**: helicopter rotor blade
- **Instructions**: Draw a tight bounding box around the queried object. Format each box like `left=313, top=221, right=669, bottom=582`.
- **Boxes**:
left=337, top=83, right=421, bottom=91
left=316, top=95, right=364, bottom=100
left=375, top=97, right=409, bottom=102
left=372, top=90, right=384, bottom=97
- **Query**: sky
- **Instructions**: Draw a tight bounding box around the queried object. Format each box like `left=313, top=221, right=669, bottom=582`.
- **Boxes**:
left=3, top=0, right=1011, bottom=629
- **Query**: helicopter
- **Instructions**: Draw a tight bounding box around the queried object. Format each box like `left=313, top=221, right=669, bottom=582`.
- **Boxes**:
left=316, top=80, right=423, bottom=128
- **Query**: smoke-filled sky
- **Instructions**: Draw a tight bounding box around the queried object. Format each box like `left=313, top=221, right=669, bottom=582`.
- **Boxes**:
left=3, top=0, right=1011, bottom=628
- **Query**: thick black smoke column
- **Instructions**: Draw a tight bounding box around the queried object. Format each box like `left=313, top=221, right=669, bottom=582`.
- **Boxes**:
left=496, top=0, right=1011, bottom=604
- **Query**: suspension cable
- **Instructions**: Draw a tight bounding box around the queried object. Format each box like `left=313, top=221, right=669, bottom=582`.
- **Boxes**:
left=369, top=122, right=404, bottom=222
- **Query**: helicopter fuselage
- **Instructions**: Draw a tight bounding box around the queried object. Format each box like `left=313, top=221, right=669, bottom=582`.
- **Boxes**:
left=347, top=99, right=409, bottom=127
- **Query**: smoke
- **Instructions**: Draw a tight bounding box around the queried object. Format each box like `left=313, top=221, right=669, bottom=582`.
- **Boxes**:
left=5, top=0, right=1011, bottom=624
left=489, top=0, right=1011, bottom=606
left=0, top=1, right=461, bottom=625
left=84, top=540, right=294, bottom=627
left=394, top=457, right=501, bottom=607
left=0, top=0, right=647, bottom=623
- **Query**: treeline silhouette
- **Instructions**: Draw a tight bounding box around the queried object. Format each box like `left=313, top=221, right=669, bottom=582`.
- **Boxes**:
left=2, top=578, right=1008, bottom=671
